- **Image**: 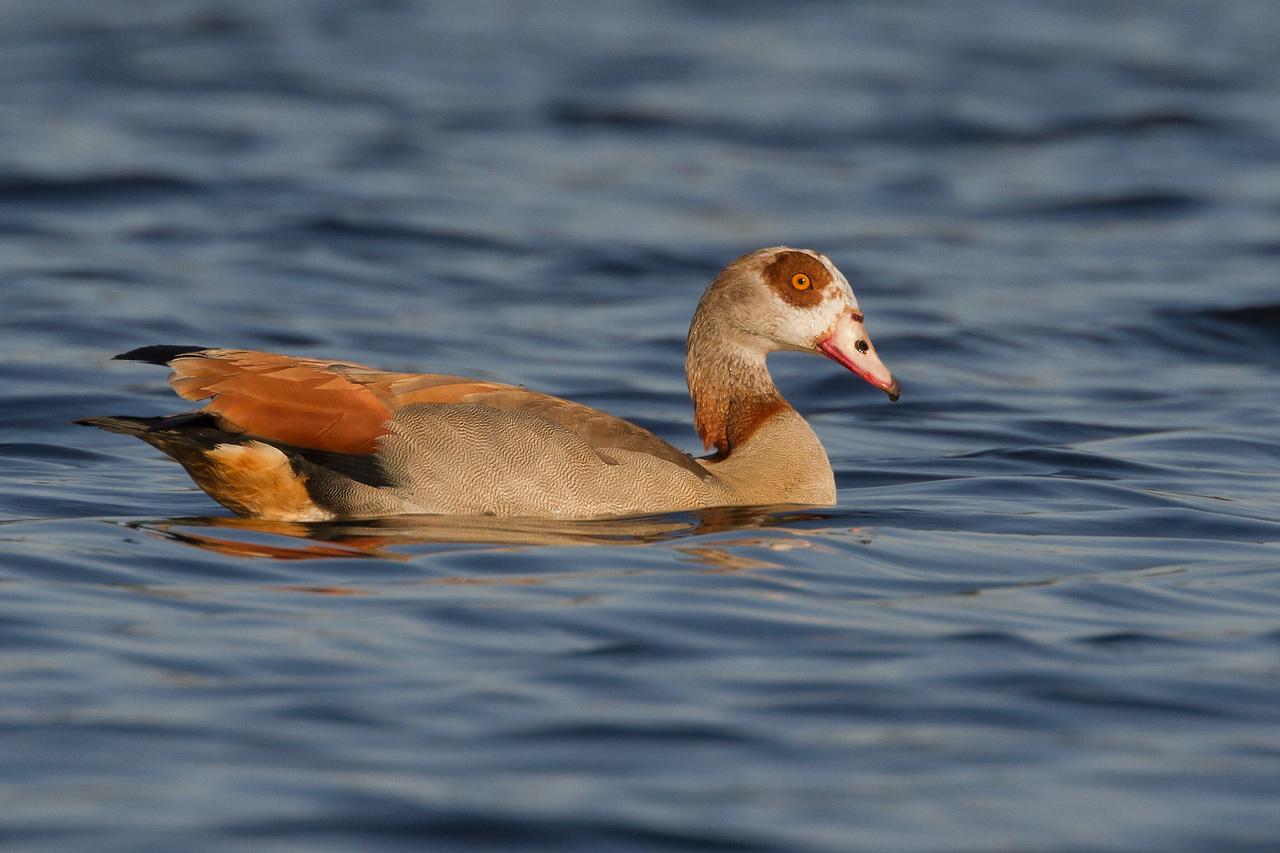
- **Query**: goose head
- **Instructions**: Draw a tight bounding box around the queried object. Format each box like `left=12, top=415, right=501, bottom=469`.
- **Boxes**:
left=687, top=246, right=899, bottom=401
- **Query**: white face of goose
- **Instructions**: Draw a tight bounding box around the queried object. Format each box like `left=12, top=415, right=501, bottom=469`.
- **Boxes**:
left=751, top=247, right=899, bottom=400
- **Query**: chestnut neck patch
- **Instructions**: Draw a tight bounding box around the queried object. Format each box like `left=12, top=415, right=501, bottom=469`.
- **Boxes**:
left=762, top=250, right=833, bottom=308
left=693, top=385, right=789, bottom=457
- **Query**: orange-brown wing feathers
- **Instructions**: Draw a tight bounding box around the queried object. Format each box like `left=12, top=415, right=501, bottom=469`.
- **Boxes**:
left=380, top=374, right=512, bottom=406
left=161, top=350, right=535, bottom=455
left=118, top=345, right=703, bottom=478
left=166, top=350, right=396, bottom=454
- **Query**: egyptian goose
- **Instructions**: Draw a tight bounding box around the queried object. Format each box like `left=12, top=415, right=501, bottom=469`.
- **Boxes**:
left=78, top=247, right=899, bottom=521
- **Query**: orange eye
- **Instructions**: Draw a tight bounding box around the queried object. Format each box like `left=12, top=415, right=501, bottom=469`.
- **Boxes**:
left=791, top=273, right=811, bottom=290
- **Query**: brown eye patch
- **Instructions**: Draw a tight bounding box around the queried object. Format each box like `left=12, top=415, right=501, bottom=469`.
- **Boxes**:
left=762, top=250, right=832, bottom=307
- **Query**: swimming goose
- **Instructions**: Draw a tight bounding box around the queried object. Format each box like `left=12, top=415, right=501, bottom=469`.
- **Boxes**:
left=78, top=246, right=898, bottom=520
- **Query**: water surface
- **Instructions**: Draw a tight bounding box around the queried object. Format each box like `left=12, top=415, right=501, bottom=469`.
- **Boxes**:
left=2, top=1, right=1280, bottom=850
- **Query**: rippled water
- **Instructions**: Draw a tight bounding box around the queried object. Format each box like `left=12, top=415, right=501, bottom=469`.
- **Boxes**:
left=3, top=1, right=1280, bottom=850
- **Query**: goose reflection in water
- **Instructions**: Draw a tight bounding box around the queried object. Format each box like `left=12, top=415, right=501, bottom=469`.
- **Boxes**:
left=128, top=506, right=850, bottom=574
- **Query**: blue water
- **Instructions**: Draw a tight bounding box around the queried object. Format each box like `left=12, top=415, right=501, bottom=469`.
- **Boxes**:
left=3, top=1, right=1280, bottom=850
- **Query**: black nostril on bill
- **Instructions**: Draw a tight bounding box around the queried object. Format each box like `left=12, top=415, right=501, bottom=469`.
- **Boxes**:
left=855, top=339, right=869, bottom=354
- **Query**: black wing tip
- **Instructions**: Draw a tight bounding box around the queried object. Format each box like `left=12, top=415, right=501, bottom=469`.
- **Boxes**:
left=72, top=415, right=160, bottom=435
left=113, top=344, right=210, bottom=365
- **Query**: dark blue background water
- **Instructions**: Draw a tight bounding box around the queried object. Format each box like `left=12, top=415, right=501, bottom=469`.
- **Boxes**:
left=3, top=1, right=1279, bottom=850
